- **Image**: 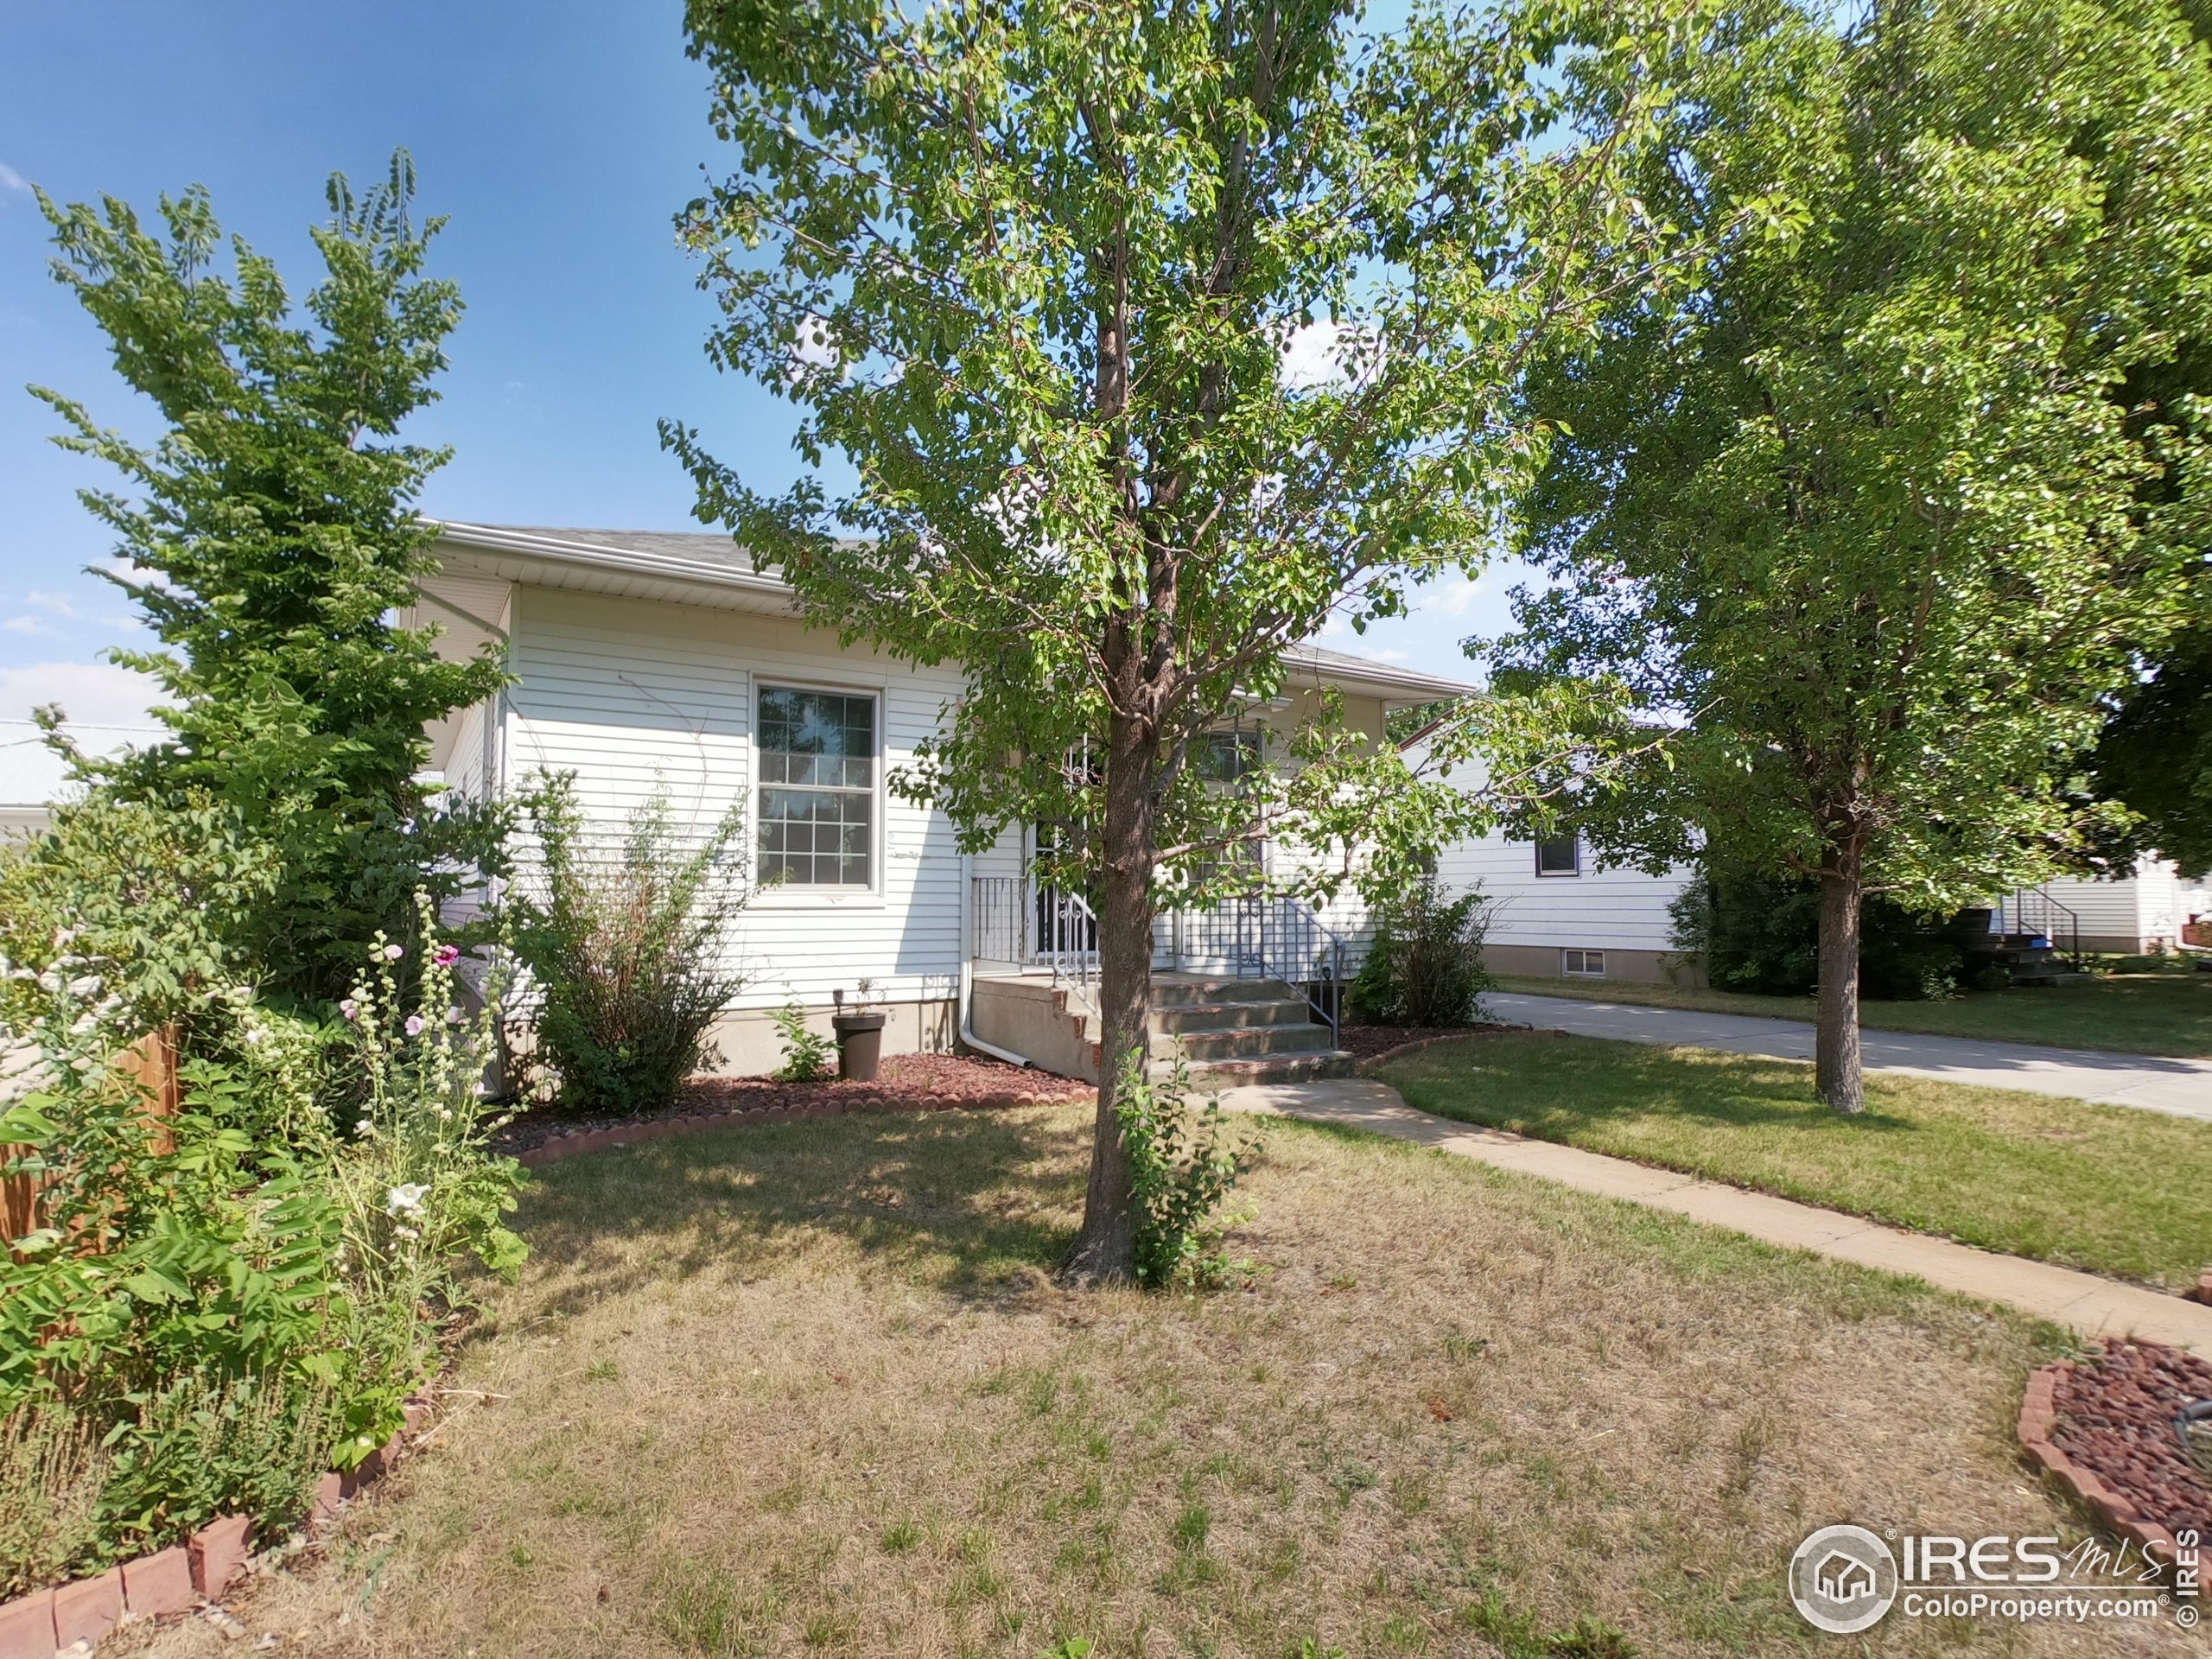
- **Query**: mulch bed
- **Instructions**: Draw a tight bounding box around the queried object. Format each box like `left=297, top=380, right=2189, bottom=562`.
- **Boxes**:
left=2048, top=1341, right=2212, bottom=1544
left=493, top=1052, right=1094, bottom=1158
left=1338, top=1022, right=1535, bottom=1065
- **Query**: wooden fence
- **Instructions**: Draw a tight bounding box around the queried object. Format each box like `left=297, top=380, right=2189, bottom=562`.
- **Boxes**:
left=1, top=1025, right=177, bottom=1249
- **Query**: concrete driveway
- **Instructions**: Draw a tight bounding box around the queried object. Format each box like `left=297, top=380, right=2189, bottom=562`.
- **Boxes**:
left=1487, top=992, right=2212, bottom=1121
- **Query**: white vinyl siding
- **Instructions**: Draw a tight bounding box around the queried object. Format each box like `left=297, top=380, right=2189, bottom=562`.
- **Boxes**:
left=502, top=587, right=967, bottom=1010
left=1404, top=741, right=1694, bottom=953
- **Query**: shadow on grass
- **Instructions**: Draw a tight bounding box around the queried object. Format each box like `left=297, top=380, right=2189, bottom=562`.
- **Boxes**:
left=501, top=1104, right=1093, bottom=1317
left=1384, top=1033, right=1923, bottom=1138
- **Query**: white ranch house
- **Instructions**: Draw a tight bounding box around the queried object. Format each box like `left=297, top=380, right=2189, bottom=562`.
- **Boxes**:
left=7, top=519, right=2202, bottom=1077
left=409, top=522, right=1482, bottom=1083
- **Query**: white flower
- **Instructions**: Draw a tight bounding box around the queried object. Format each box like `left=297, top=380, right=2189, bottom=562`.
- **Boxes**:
left=383, top=943, right=405, bottom=961
left=354, top=1118, right=375, bottom=1136
left=385, top=1182, right=430, bottom=1217
left=241, top=1026, right=266, bottom=1047
left=446, top=1007, right=464, bottom=1026
left=393, top=1224, right=419, bottom=1241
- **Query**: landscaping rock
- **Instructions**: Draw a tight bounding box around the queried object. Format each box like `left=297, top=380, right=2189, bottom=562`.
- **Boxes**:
left=2027, top=1339, right=2212, bottom=1592
left=495, top=1052, right=1094, bottom=1159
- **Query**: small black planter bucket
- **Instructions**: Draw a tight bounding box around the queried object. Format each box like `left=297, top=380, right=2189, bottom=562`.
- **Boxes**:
left=831, top=1011, right=889, bottom=1082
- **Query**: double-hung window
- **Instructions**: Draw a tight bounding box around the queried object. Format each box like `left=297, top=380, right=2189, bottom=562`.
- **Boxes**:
left=757, top=685, right=876, bottom=890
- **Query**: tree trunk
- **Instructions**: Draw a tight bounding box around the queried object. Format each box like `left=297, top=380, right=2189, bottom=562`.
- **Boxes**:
left=1064, top=704, right=1157, bottom=1281
left=1814, top=847, right=1865, bottom=1115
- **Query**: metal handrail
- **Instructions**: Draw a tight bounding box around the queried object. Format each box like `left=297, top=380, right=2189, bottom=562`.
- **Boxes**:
left=969, top=874, right=1097, bottom=998
left=970, top=875, right=1345, bottom=1044
left=1993, top=886, right=2082, bottom=963
left=1162, top=891, right=1346, bottom=1046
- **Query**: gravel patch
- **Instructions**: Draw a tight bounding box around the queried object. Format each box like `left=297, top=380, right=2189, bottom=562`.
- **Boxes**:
left=493, top=1051, right=1093, bottom=1156
left=2052, top=1339, right=2212, bottom=1541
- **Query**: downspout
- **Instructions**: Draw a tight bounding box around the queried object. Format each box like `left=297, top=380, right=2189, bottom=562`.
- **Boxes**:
left=958, top=849, right=1032, bottom=1067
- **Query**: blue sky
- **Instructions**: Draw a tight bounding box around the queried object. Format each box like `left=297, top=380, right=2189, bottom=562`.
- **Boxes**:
left=0, top=2, right=1518, bottom=726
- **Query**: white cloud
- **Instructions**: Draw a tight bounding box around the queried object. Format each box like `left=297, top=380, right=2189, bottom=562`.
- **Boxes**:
left=0, top=661, right=168, bottom=726
left=26, top=590, right=86, bottom=618
left=0, top=162, right=29, bottom=196
left=1278, top=319, right=1382, bottom=391
left=2, top=616, right=56, bottom=637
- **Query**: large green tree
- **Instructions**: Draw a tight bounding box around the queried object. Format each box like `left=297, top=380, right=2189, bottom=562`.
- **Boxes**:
left=1497, top=0, right=2212, bottom=1109
left=667, top=0, right=1701, bottom=1277
left=34, top=152, right=507, bottom=1005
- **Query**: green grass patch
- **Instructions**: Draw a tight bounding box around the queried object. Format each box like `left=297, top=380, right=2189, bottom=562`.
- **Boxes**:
left=1382, top=1032, right=2212, bottom=1286
left=1493, top=970, right=2212, bottom=1058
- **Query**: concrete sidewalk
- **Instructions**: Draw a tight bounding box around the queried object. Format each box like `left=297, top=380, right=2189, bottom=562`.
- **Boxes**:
left=1223, top=1076, right=2212, bottom=1354
left=1488, top=991, right=2212, bottom=1121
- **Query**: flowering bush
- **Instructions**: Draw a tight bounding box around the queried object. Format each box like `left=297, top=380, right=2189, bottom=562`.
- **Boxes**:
left=0, top=798, right=524, bottom=1592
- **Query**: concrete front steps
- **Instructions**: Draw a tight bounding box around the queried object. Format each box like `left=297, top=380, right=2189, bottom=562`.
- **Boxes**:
left=1147, top=976, right=1356, bottom=1086
left=966, top=971, right=1353, bottom=1086
left=1988, top=932, right=2093, bottom=988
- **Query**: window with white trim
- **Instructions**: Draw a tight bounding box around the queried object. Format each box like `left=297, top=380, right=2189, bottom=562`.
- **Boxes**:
left=1535, top=835, right=1581, bottom=877
left=757, top=685, right=876, bottom=889
left=1562, top=948, right=1605, bottom=977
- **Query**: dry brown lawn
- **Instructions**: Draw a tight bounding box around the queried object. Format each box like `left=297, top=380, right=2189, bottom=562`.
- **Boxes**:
left=111, top=1103, right=2194, bottom=1658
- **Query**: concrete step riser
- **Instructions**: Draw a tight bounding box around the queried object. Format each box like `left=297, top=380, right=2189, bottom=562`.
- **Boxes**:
left=1161, top=1052, right=1358, bottom=1086
left=1148, top=1002, right=1312, bottom=1033
left=1147, top=978, right=1300, bottom=1008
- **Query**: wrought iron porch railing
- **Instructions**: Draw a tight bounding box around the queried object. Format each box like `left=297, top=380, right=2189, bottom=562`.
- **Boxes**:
left=970, top=874, right=1098, bottom=997
left=970, top=878, right=1349, bottom=1046
left=1162, top=894, right=1346, bottom=1046
left=1993, top=886, right=2082, bottom=964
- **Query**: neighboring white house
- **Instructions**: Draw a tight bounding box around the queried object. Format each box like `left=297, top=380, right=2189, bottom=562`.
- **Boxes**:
left=1399, top=734, right=1700, bottom=985
left=412, top=522, right=1480, bottom=1075
left=0, top=720, right=166, bottom=837
left=1399, top=728, right=2210, bottom=980
left=2039, top=863, right=2210, bottom=956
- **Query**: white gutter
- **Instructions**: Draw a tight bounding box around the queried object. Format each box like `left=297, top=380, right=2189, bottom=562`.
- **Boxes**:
left=431, top=521, right=798, bottom=609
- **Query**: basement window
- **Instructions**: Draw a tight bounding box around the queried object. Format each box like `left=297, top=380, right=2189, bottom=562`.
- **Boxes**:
left=1535, top=835, right=1581, bottom=877
left=1562, top=949, right=1606, bottom=978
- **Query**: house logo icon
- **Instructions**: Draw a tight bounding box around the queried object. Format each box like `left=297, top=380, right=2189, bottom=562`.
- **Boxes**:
left=1789, top=1525, right=1898, bottom=1634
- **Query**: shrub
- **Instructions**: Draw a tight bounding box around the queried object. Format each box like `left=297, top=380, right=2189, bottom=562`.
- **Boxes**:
left=1111, top=1058, right=1262, bottom=1290
left=0, top=836, right=524, bottom=1592
left=35, top=156, right=510, bottom=1006
left=771, top=1003, right=836, bottom=1083
left=510, top=773, right=750, bottom=1115
left=1351, top=881, right=1497, bottom=1027
left=1669, top=868, right=1962, bottom=1001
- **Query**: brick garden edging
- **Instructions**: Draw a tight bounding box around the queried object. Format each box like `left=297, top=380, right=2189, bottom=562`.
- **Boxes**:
left=2018, top=1362, right=2204, bottom=1597
left=512, top=1090, right=1081, bottom=1169
left=0, top=1401, right=431, bottom=1659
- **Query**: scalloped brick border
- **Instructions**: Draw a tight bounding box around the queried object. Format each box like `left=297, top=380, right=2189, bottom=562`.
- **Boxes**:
left=2018, top=1361, right=2204, bottom=1597
left=512, top=1089, right=1084, bottom=1170
left=0, top=1399, right=430, bottom=1659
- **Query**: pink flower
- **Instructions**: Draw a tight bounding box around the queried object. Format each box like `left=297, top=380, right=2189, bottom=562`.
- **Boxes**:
left=446, top=1006, right=464, bottom=1026
left=404, top=1014, right=426, bottom=1037
left=433, top=944, right=461, bottom=967
left=339, top=997, right=360, bottom=1022
left=383, top=943, right=405, bottom=961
